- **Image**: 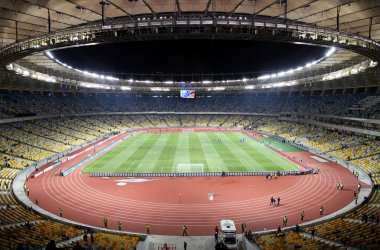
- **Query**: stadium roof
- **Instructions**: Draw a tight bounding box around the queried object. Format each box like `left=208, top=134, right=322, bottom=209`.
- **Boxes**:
left=0, top=0, right=380, bottom=93
left=1, top=0, right=380, bottom=44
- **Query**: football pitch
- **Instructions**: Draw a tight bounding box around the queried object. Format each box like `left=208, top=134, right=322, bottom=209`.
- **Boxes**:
left=82, top=132, right=300, bottom=174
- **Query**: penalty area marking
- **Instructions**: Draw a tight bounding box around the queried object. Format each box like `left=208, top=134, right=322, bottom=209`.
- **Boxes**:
left=177, top=163, right=204, bottom=173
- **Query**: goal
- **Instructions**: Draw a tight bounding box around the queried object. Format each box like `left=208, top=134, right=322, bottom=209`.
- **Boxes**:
left=176, top=163, right=204, bottom=173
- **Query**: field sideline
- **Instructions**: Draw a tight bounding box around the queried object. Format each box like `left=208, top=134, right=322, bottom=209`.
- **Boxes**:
left=82, top=132, right=300, bottom=173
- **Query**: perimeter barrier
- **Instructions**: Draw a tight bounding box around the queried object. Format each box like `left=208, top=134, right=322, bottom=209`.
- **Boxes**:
left=88, top=170, right=315, bottom=178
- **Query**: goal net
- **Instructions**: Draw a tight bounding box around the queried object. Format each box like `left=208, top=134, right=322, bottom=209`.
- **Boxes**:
left=176, top=163, right=204, bottom=173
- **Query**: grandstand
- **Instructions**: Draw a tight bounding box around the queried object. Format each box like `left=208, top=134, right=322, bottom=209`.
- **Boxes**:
left=0, top=1, right=380, bottom=250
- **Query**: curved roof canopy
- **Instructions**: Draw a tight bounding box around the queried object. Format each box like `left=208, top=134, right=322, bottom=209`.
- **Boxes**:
left=0, top=0, right=380, bottom=93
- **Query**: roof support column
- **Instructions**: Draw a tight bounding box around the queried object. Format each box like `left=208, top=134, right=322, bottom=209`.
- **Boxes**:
left=48, top=8, right=51, bottom=33
left=15, top=21, right=18, bottom=42
left=100, top=1, right=106, bottom=25
left=336, top=6, right=341, bottom=32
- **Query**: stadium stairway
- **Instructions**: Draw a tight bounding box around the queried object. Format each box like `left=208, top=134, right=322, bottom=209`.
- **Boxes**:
left=56, top=234, right=87, bottom=248
left=299, top=232, right=356, bottom=250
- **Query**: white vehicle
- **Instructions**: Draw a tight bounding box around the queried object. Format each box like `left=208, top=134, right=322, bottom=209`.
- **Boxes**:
left=220, top=220, right=238, bottom=249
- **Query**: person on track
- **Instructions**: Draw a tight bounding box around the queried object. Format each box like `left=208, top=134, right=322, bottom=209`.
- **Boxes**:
left=357, top=183, right=361, bottom=192
left=320, top=206, right=324, bottom=215
left=182, top=225, right=188, bottom=236
left=59, top=208, right=63, bottom=217
left=283, top=216, right=288, bottom=226
left=104, top=217, right=107, bottom=228
left=118, top=221, right=122, bottom=231
left=241, top=222, right=246, bottom=233
left=301, top=211, right=305, bottom=221
left=277, top=197, right=281, bottom=206
left=214, top=232, right=218, bottom=243
left=145, top=224, right=150, bottom=234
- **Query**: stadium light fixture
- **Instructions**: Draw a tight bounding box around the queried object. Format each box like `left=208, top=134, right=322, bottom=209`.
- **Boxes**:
left=151, top=87, right=170, bottom=91
left=256, top=46, right=336, bottom=81
left=257, top=75, right=271, bottom=80
left=325, top=47, right=336, bottom=57
left=46, top=51, right=54, bottom=59
left=211, top=87, right=225, bottom=91
left=22, top=70, right=30, bottom=77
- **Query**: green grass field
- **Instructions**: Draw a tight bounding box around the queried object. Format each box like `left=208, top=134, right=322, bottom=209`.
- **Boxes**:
left=82, top=132, right=300, bottom=174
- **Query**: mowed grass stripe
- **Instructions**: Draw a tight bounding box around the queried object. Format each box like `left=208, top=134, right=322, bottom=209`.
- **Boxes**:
left=82, top=134, right=152, bottom=173
left=229, top=133, right=285, bottom=171
left=221, top=133, right=266, bottom=172
left=123, top=134, right=160, bottom=173
left=172, top=133, right=191, bottom=171
left=152, top=133, right=179, bottom=173
left=206, top=133, right=248, bottom=172
left=133, top=133, right=171, bottom=173
left=229, top=133, right=299, bottom=171
left=188, top=133, right=209, bottom=172
left=227, top=133, right=282, bottom=171
left=197, top=133, right=227, bottom=172
left=113, top=134, right=155, bottom=172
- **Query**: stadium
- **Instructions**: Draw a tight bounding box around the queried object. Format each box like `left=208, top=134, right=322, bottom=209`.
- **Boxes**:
left=0, top=0, right=379, bottom=249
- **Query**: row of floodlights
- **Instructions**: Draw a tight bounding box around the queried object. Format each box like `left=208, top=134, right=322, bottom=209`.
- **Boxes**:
left=6, top=64, right=56, bottom=83
left=8, top=52, right=375, bottom=91
left=45, top=47, right=336, bottom=85
left=136, top=16, right=249, bottom=21
left=257, top=48, right=336, bottom=80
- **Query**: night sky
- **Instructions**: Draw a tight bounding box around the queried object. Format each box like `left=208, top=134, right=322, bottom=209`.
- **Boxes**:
left=52, top=40, right=328, bottom=80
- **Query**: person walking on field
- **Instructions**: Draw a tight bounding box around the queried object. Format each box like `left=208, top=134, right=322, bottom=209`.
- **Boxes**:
left=283, top=216, right=288, bottom=226
left=277, top=197, right=281, bottom=206
left=301, top=211, right=305, bottom=221
left=182, top=225, right=188, bottom=236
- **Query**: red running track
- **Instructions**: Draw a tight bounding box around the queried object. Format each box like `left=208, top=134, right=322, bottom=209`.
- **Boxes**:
left=26, top=159, right=369, bottom=236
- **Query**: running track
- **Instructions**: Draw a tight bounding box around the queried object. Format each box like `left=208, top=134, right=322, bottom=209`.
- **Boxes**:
left=26, top=156, right=369, bottom=235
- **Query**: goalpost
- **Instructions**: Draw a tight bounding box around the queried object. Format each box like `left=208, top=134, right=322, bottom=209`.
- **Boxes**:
left=176, top=163, right=204, bottom=173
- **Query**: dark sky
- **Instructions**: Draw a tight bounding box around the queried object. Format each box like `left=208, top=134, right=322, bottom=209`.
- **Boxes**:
left=52, top=40, right=328, bottom=80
